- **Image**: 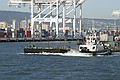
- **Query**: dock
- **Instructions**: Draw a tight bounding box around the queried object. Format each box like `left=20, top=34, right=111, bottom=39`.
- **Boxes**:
left=0, top=37, right=83, bottom=42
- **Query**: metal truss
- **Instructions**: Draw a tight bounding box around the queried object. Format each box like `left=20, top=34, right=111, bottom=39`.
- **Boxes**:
left=8, top=0, right=86, bottom=37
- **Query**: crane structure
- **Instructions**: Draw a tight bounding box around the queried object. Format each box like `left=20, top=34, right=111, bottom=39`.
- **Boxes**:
left=8, top=0, right=86, bottom=37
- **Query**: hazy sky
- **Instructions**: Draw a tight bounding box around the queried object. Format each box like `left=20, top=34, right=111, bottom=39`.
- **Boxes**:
left=0, top=0, right=120, bottom=19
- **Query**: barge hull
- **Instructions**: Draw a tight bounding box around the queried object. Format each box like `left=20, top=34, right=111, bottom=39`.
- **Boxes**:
left=24, top=48, right=70, bottom=53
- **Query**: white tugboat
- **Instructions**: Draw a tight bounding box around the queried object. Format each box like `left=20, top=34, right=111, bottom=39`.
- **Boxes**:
left=79, top=32, right=112, bottom=56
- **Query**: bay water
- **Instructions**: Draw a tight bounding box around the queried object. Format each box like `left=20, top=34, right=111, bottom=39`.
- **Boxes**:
left=0, top=41, right=120, bottom=80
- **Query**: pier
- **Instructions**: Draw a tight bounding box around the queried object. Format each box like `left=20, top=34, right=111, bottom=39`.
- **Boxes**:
left=0, top=37, right=83, bottom=42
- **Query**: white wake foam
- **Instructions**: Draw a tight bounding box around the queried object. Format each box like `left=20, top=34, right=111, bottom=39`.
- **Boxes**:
left=20, top=49, right=93, bottom=57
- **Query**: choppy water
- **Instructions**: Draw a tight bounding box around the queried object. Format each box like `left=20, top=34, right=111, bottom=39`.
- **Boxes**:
left=0, top=41, right=120, bottom=80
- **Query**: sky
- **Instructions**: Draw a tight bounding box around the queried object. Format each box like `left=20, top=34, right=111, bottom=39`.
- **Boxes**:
left=0, top=0, right=120, bottom=19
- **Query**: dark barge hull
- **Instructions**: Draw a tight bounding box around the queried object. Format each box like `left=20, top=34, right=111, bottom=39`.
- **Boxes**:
left=24, top=48, right=70, bottom=53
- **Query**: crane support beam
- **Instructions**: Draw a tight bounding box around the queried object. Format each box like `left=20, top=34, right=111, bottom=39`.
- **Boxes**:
left=8, top=0, right=86, bottom=37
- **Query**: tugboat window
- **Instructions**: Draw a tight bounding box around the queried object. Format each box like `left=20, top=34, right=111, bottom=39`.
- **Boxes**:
left=93, top=38, right=95, bottom=40
left=93, top=47, right=95, bottom=49
left=87, top=38, right=90, bottom=40
left=80, top=47, right=83, bottom=49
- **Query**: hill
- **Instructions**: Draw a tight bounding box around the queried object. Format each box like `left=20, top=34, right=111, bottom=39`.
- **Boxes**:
left=0, top=11, right=30, bottom=23
left=0, top=10, right=119, bottom=30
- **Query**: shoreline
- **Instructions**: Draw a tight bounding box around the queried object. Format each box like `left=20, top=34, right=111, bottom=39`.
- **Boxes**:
left=0, top=38, right=82, bottom=42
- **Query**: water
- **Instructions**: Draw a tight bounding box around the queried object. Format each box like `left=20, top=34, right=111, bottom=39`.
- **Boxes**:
left=0, top=41, right=120, bottom=80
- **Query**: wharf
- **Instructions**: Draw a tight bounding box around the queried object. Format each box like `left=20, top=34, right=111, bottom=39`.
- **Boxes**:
left=0, top=38, right=82, bottom=42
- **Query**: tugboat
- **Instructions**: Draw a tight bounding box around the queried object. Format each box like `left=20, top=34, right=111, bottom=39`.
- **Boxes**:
left=79, top=31, right=112, bottom=56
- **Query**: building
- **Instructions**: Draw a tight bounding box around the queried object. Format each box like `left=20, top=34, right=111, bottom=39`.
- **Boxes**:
left=27, top=19, right=31, bottom=29
left=0, top=22, right=7, bottom=29
left=20, top=20, right=27, bottom=30
left=42, top=24, right=48, bottom=31
left=34, top=24, right=40, bottom=30
left=12, top=19, right=17, bottom=30
left=59, top=26, right=70, bottom=32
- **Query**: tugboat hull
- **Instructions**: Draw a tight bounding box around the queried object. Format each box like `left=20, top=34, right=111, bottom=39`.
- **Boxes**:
left=80, top=49, right=112, bottom=56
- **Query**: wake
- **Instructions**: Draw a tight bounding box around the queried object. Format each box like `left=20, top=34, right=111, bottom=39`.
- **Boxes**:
left=20, top=49, right=93, bottom=57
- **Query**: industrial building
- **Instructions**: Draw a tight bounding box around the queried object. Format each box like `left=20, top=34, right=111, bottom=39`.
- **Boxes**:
left=0, top=22, right=7, bottom=29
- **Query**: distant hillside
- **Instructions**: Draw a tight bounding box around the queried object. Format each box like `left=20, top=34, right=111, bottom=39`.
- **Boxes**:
left=0, top=11, right=30, bottom=23
left=0, top=10, right=120, bottom=30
